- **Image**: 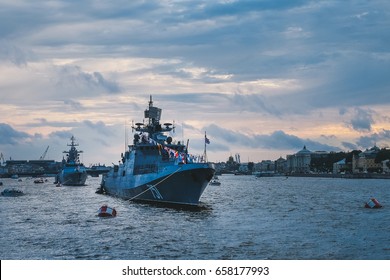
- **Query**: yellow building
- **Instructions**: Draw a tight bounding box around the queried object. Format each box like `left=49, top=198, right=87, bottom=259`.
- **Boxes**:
left=352, top=146, right=381, bottom=173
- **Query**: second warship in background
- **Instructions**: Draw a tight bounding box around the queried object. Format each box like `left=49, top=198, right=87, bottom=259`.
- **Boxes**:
left=55, top=136, right=88, bottom=186
left=100, top=96, right=215, bottom=206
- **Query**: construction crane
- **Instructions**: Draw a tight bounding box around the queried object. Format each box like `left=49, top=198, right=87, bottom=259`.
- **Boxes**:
left=235, top=153, right=241, bottom=164
left=39, top=146, right=49, bottom=160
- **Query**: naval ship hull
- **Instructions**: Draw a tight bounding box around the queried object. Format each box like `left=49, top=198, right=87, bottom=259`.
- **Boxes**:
left=102, top=163, right=214, bottom=206
left=58, top=168, right=88, bottom=186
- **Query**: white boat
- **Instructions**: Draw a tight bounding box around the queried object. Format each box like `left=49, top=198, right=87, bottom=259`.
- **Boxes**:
left=209, top=176, right=221, bottom=186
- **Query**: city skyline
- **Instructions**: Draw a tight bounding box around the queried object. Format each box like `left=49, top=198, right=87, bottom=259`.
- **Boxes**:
left=1, top=0, right=390, bottom=165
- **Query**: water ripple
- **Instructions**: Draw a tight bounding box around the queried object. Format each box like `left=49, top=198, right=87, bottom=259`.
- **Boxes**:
left=1, top=175, right=389, bottom=259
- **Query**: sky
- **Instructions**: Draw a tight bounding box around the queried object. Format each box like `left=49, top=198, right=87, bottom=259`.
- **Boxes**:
left=1, top=0, right=390, bottom=165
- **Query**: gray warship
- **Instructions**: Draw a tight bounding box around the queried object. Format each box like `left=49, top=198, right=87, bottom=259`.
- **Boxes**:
left=100, top=96, right=215, bottom=206
left=56, top=136, right=88, bottom=186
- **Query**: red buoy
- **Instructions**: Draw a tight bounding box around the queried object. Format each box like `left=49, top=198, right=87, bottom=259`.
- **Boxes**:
left=98, top=205, right=117, bottom=217
left=365, top=198, right=382, bottom=209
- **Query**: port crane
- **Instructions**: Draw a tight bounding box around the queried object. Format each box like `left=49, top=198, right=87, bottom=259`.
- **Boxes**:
left=235, top=153, right=241, bottom=164
left=39, top=146, right=49, bottom=160
left=0, top=152, right=5, bottom=166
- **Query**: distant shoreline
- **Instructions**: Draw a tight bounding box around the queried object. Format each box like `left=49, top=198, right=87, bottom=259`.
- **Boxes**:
left=286, top=173, right=390, bottom=179
left=221, top=171, right=390, bottom=179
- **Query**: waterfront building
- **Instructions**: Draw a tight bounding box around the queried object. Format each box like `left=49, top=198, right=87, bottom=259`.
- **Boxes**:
left=383, top=160, right=390, bottom=173
left=286, top=146, right=311, bottom=174
left=333, top=158, right=347, bottom=174
left=238, top=162, right=250, bottom=173
left=352, top=146, right=381, bottom=173
left=255, top=160, right=275, bottom=172
left=0, top=166, right=7, bottom=176
left=275, top=157, right=287, bottom=174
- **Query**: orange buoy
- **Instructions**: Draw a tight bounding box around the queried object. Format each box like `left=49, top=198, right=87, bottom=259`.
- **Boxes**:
left=365, top=198, right=382, bottom=209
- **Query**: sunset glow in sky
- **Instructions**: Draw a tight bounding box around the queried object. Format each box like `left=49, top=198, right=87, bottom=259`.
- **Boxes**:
left=1, top=0, right=390, bottom=165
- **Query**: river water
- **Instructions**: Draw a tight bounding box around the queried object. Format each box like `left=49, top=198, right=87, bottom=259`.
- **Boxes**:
left=0, top=175, right=389, bottom=260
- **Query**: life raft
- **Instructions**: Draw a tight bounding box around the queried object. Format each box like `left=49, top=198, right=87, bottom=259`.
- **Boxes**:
left=98, top=205, right=117, bottom=217
left=365, top=198, right=382, bottom=209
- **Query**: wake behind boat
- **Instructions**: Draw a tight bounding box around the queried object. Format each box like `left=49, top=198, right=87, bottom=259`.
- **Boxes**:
left=100, top=96, right=215, bottom=206
left=55, top=136, right=88, bottom=186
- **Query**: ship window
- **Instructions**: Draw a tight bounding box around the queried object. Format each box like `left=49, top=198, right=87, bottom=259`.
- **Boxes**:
left=122, top=170, right=126, bottom=176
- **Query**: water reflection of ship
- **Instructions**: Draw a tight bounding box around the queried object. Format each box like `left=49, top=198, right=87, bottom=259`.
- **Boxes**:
left=254, top=171, right=275, bottom=177
left=55, top=136, right=88, bottom=186
left=100, top=96, right=215, bottom=206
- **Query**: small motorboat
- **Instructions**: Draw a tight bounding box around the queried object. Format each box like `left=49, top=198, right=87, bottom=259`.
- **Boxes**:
left=98, top=205, right=117, bottom=217
left=1, top=188, right=24, bottom=197
left=209, top=179, right=221, bottom=186
left=95, top=186, right=106, bottom=194
left=34, top=178, right=45, bottom=184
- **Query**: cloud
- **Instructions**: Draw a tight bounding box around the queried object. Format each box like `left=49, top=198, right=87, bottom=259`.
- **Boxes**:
left=229, top=94, right=281, bottom=115
left=356, top=129, right=390, bottom=148
left=1, top=0, right=390, bottom=163
left=55, top=65, right=120, bottom=95
left=349, top=108, right=374, bottom=132
left=83, top=120, right=112, bottom=135
left=0, top=41, right=29, bottom=66
left=204, top=124, right=340, bottom=152
left=0, top=123, right=32, bottom=144
left=342, top=142, right=358, bottom=151
left=48, top=130, right=74, bottom=140
left=63, top=100, right=85, bottom=111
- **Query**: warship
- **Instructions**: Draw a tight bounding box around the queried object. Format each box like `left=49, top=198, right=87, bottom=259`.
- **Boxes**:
left=56, top=136, right=88, bottom=186
left=100, top=96, right=215, bottom=206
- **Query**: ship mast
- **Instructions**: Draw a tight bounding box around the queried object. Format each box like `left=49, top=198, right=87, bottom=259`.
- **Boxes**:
left=132, top=95, right=173, bottom=141
left=63, top=136, right=83, bottom=164
left=204, top=131, right=209, bottom=162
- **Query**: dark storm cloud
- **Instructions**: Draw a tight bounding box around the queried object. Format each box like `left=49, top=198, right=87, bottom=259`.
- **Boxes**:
left=0, top=123, right=32, bottom=144
left=3, top=1, right=389, bottom=110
